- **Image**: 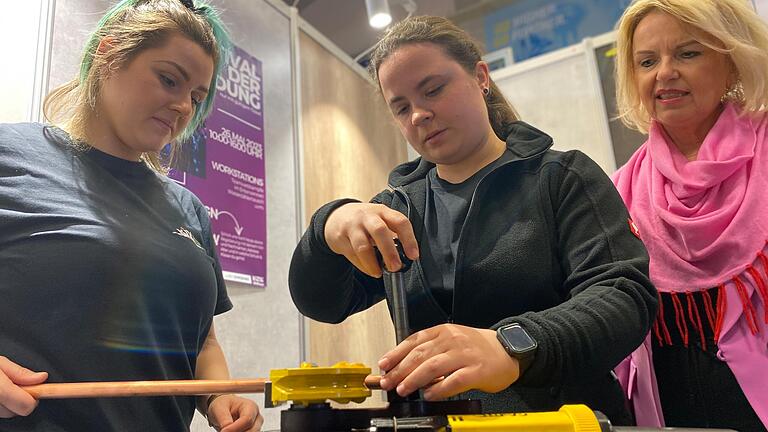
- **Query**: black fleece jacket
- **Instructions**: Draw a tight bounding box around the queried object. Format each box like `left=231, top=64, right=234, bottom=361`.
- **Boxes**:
left=289, top=122, right=657, bottom=424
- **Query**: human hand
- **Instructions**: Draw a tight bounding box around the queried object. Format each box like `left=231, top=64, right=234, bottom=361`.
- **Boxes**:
left=324, top=203, right=419, bottom=277
left=377, top=324, right=519, bottom=400
left=0, top=356, right=48, bottom=418
left=206, top=395, right=263, bottom=432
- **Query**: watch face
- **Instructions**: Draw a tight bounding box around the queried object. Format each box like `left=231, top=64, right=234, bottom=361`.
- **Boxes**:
left=501, top=324, right=536, bottom=352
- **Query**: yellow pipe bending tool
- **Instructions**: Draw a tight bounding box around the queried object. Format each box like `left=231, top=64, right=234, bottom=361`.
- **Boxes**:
left=370, top=404, right=604, bottom=431
left=264, top=363, right=734, bottom=431
left=267, top=361, right=372, bottom=407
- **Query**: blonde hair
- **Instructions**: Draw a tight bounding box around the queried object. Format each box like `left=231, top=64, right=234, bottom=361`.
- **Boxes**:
left=43, top=0, right=230, bottom=173
left=615, top=0, right=768, bottom=133
left=368, top=16, right=519, bottom=140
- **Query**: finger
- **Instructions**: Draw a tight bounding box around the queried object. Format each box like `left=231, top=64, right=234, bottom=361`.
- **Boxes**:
left=208, top=402, right=234, bottom=430
left=363, top=215, right=400, bottom=272
left=379, top=328, right=438, bottom=372
left=220, top=415, right=251, bottom=432
left=422, top=367, right=477, bottom=400
left=347, top=230, right=381, bottom=277
left=324, top=202, right=360, bottom=256
left=221, top=410, right=263, bottom=432
left=221, top=398, right=262, bottom=432
left=396, top=352, right=458, bottom=397
left=380, top=335, right=443, bottom=391
left=252, top=413, right=264, bottom=431
left=379, top=210, right=419, bottom=260
left=12, top=371, right=47, bottom=386
left=0, top=405, right=15, bottom=419
left=0, top=357, right=48, bottom=386
left=0, top=372, right=39, bottom=417
left=238, top=412, right=265, bottom=432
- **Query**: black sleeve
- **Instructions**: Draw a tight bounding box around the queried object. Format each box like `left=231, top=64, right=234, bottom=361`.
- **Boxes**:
left=499, top=151, right=657, bottom=386
left=289, top=192, right=392, bottom=323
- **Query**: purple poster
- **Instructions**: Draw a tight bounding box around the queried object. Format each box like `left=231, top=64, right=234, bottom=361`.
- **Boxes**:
left=170, top=45, right=266, bottom=287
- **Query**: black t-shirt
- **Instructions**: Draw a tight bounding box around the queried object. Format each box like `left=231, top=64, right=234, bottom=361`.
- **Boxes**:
left=0, top=123, right=232, bottom=431
left=422, top=150, right=514, bottom=314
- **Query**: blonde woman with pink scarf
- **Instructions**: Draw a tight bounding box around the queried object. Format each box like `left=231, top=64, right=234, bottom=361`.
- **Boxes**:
left=611, top=1, right=768, bottom=431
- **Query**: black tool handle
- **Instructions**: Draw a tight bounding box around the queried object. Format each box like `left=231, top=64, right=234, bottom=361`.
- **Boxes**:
left=374, top=239, right=413, bottom=345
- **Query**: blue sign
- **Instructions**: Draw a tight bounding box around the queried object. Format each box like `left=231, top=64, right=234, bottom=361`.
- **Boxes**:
left=485, top=0, right=631, bottom=62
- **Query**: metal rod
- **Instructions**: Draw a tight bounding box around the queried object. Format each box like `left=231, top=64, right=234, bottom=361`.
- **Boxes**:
left=387, top=271, right=410, bottom=344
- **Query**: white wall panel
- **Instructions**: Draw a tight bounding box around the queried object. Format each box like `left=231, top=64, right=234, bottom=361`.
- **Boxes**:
left=0, top=1, right=48, bottom=123
left=492, top=42, right=617, bottom=174
left=756, top=0, right=768, bottom=22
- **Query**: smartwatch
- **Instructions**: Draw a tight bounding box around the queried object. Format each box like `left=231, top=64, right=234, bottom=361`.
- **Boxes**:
left=496, top=323, right=537, bottom=374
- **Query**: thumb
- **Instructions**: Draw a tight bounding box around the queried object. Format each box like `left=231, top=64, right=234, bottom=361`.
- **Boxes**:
left=0, top=359, right=48, bottom=386
left=207, top=398, right=235, bottom=430
left=10, top=371, right=47, bottom=386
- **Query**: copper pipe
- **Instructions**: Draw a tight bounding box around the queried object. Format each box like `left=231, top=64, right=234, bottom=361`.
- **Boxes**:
left=24, top=376, right=388, bottom=399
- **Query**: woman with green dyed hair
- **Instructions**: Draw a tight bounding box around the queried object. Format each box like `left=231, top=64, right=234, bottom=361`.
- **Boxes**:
left=0, top=0, right=262, bottom=430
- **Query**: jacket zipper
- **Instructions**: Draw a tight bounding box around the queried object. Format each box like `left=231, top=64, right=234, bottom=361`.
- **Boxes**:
left=450, top=158, right=524, bottom=321
left=389, top=149, right=543, bottom=324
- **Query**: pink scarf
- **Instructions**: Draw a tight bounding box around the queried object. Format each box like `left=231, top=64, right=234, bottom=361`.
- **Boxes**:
left=613, top=103, right=768, bottom=428
left=614, top=103, right=768, bottom=290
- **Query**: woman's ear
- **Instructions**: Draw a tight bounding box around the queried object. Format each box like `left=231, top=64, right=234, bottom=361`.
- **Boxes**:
left=474, top=60, right=491, bottom=92
left=96, top=36, right=118, bottom=55
left=94, top=36, right=121, bottom=78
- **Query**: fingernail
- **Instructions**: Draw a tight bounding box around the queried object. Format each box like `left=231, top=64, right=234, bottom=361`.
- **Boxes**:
left=379, top=378, right=389, bottom=388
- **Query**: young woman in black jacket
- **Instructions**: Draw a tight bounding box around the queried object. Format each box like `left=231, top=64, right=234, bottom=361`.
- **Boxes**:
left=289, top=15, right=657, bottom=424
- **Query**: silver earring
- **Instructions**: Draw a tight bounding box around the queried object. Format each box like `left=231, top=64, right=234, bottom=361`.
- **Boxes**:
left=483, top=87, right=490, bottom=96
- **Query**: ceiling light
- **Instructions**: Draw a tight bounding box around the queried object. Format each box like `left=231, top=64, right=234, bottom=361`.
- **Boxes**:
left=365, top=0, right=392, bottom=29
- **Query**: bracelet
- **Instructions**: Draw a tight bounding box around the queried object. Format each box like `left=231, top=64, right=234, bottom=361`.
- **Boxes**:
left=205, top=394, right=225, bottom=413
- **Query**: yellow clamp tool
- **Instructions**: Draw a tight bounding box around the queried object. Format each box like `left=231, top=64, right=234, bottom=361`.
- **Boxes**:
left=445, top=404, right=601, bottom=431
left=370, top=404, right=603, bottom=432
left=267, top=362, right=371, bottom=407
